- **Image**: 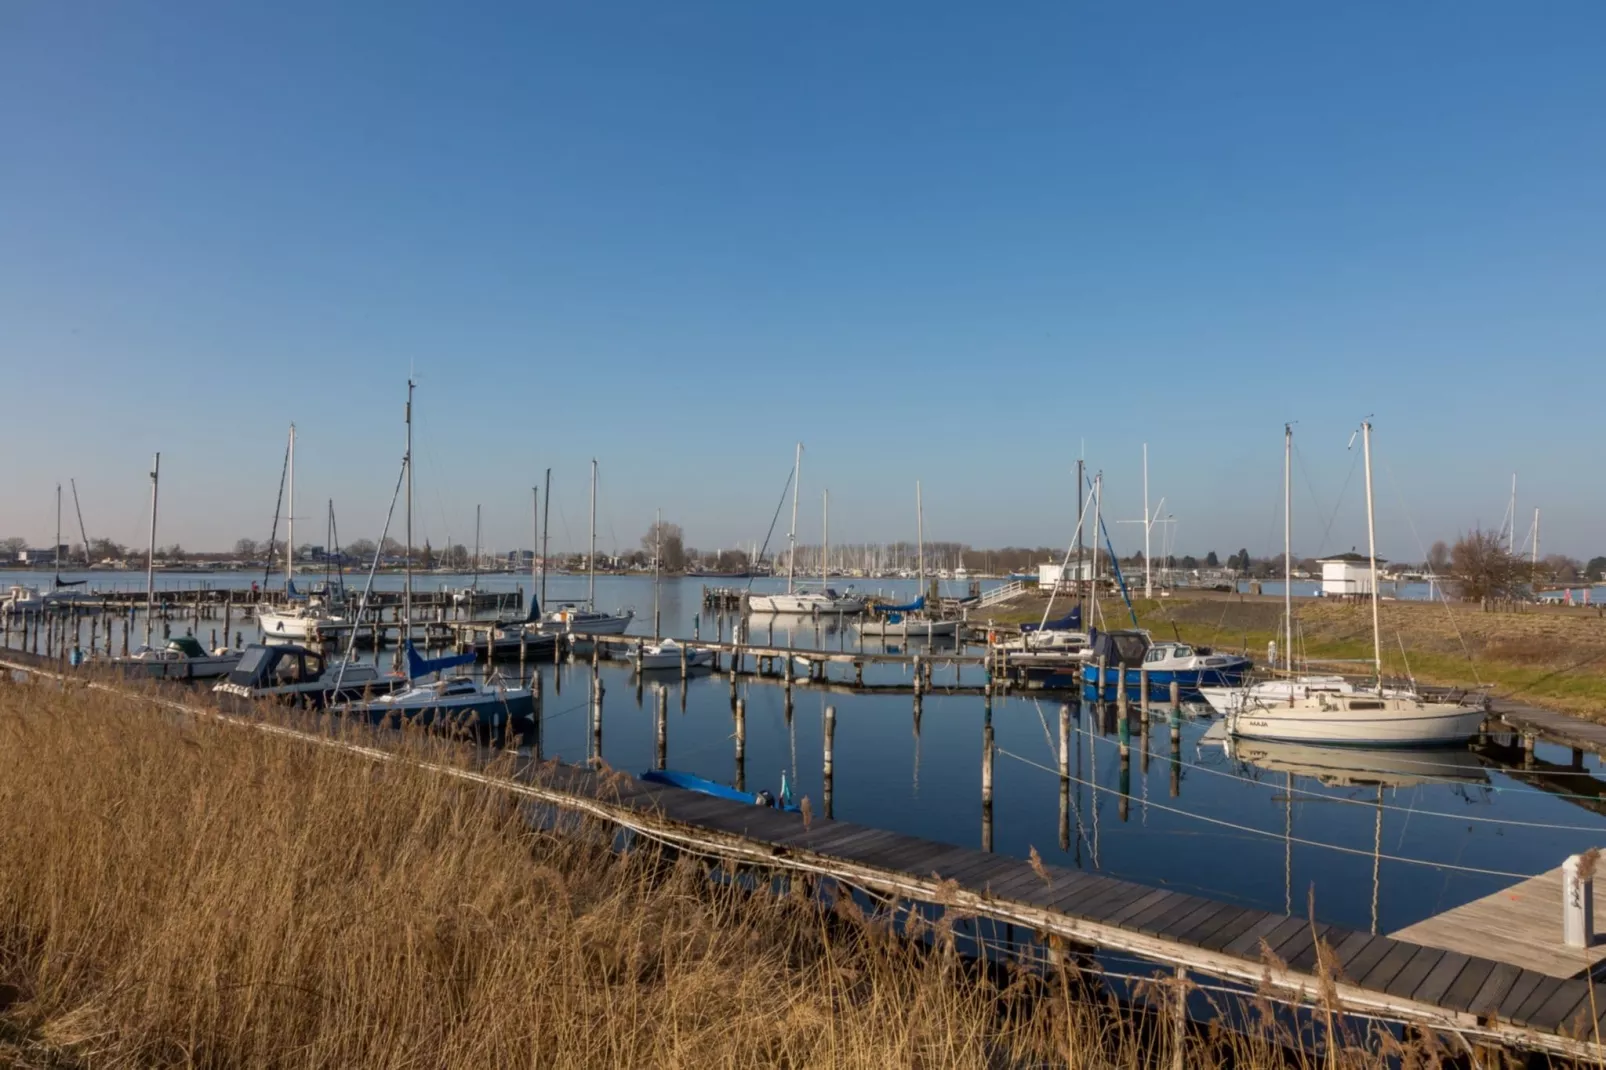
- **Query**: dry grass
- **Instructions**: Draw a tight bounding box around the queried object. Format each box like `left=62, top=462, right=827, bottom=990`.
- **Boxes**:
left=0, top=675, right=1460, bottom=1067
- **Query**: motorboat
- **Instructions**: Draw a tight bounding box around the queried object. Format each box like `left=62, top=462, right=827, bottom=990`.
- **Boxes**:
left=640, top=768, right=800, bottom=812
left=343, top=642, right=534, bottom=731
left=115, top=635, right=243, bottom=680
left=636, top=638, right=713, bottom=671
left=1, top=585, right=44, bottom=614
left=1082, top=633, right=1251, bottom=697
left=258, top=581, right=343, bottom=640
left=213, top=643, right=387, bottom=706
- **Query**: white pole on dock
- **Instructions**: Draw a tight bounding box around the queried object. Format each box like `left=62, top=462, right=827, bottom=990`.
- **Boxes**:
left=823, top=704, right=835, bottom=818
left=916, top=480, right=924, bottom=600
left=1361, top=421, right=1383, bottom=692
left=144, top=453, right=160, bottom=647
left=287, top=424, right=295, bottom=583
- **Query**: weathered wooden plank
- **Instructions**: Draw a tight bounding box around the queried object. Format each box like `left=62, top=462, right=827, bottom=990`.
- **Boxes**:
left=1334, top=934, right=1395, bottom=986
left=1239, top=917, right=1308, bottom=966
left=1099, top=887, right=1176, bottom=929
left=1175, top=902, right=1250, bottom=949
left=1222, top=913, right=1294, bottom=959
left=1196, top=907, right=1277, bottom=953
left=1381, top=945, right=1445, bottom=1001
left=1495, top=971, right=1547, bottom=1021
left=1525, top=980, right=1592, bottom=1034
left=1410, top=951, right=1472, bottom=1007
left=1287, top=924, right=1347, bottom=973
left=1511, top=976, right=1571, bottom=1028
left=1355, top=942, right=1422, bottom=992
left=1469, top=962, right=1525, bottom=1015
left=1077, top=880, right=1160, bottom=923
left=1030, top=871, right=1120, bottom=912
left=1440, top=957, right=1498, bottom=1012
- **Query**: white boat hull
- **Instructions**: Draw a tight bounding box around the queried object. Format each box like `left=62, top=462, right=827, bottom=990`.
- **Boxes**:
left=637, top=643, right=713, bottom=671
left=116, top=652, right=243, bottom=680
left=257, top=611, right=329, bottom=640
left=1227, top=697, right=1485, bottom=746
left=1199, top=676, right=1358, bottom=715
left=544, top=610, right=634, bottom=635
left=748, top=594, right=865, bottom=614
left=857, top=618, right=960, bottom=638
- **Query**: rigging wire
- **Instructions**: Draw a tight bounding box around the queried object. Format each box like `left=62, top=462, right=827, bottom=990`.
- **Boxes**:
left=745, top=461, right=798, bottom=592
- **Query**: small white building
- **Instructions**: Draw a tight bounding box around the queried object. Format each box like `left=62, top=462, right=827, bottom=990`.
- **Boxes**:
left=1038, top=561, right=1096, bottom=591
left=1318, top=553, right=1382, bottom=597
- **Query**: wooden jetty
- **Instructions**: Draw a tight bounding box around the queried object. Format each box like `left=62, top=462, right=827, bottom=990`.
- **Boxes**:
left=2, top=651, right=1604, bottom=1060
left=1393, top=857, right=1606, bottom=979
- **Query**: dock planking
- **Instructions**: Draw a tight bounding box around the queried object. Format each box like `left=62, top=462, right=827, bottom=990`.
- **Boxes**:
left=1390, top=854, right=1606, bottom=979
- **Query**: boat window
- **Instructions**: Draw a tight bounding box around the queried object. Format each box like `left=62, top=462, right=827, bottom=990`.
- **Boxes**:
left=1145, top=647, right=1166, bottom=663
left=234, top=646, right=272, bottom=676
left=1174, top=645, right=1193, bottom=658
left=1347, top=700, right=1385, bottom=711
left=273, top=655, right=305, bottom=685
left=304, top=654, right=324, bottom=678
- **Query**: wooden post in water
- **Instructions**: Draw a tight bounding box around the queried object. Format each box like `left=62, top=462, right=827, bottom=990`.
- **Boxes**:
left=981, top=722, right=995, bottom=853
left=519, top=631, right=527, bottom=680
left=1095, top=655, right=1107, bottom=703
left=1139, top=666, right=1150, bottom=717
left=222, top=598, right=232, bottom=649
left=590, top=672, right=603, bottom=766
left=734, top=697, right=746, bottom=791
left=655, top=686, right=668, bottom=769
left=823, top=705, right=836, bottom=819
left=1169, top=680, right=1181, bottom=716
left=1059, top=703, right=1071, bottom=781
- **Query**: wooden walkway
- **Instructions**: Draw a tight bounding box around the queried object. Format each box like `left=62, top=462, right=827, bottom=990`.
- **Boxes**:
left=5, top=650, right=1606, bottom=1058
left=1392, top=858, right=1606, bottom=979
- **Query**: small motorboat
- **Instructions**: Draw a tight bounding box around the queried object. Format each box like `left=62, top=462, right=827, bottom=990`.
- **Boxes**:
left=636, top=638, right=713, bottom=671
left=343, top=644, right=534, bottom=730
left=1, top=585, right=44, bottom=615
left=747, top=586, right=865, bottom=615
left=640, top=769, right=800, bottom=812
left=213, top=643, right=388, bottom=707
left=115, top=635, right=243, bottom=680
left=1082, top=632, right=1251, bottom=698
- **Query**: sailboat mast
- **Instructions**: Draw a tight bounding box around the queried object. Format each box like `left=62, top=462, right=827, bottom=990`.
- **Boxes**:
left=404, top=382, right=413, bottom=634
left=1142, top=443, right=1151, bottom=599
left=786, top=443, right=801, bottom=594
left=145, top=454, right=159, bottom=646
left=916, top=480, right=924, bottom=589
left=1361, top=420, right=1383, bottom=691
left=287, top=425, right=295, bottom=580
left=472, top=504, right=481, bottom=588
left=588, top=458, right=597, bottom=607
left=541, top=470, right=551, bottom=608
left=1075, top=459, right=1084, bottom=612
left=653, top=506, right=661, bottom=639
left=531, top=486, right=540, bottom=609
left=55, top=483, right=61, bottom=579
left=822, top=491, right=828, bottom=585
left=1090, top=474, right=1102, bottom=624
left=70, top=479, right=90, bottom=566
left=1283, top=424, right=1293, bottom=672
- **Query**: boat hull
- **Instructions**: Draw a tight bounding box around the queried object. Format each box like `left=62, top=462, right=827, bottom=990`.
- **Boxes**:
left=857, top=618, right=960, bottom=638
left=1225, top=704, right=1485, bottom=747
left=115, top=654, right=243, bottom=680
left=349, top=691, right=536, bottom=730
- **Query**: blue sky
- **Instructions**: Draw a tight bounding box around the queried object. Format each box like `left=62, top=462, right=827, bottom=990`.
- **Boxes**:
left=3, top=2, right=1602, bottom=560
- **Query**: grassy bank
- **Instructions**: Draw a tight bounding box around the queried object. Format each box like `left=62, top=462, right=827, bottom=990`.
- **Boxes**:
left=986, top=590, right=1606, bottom=718
left=0, top=677, right=1446, bottom=1067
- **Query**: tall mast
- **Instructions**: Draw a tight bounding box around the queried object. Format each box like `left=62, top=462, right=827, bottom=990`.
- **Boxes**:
left=70, top=479, right=91, bottom=567
left=653, top=506, right=661, bottom=639
left=1075, top=459, right=1085, bottom=612
left=541, top=469, right=551, bottom=607
left=55, top=483, right=61, bottom=580
left=588, top=458, right=597, bottom=607
left=916, top=480, right=924, bottom=589
left=145, top=454, right=159, bottom=646
left=1283, top=424, right=1293, bottom=672
left=1532, top=508, right=1540, bottom=577
left=822, top=490, right=828, bottom=585
left=1142, top=443, right=1152, bottom=598
left=1361, top=420, right=1383, bottom=691
left=326, top=500, right=333, bottom=589
left=404, top=382, right=413, bottom=632
left=786, top=443, right=801, bottom=593
left=531, top=486, right=540, bottom=609
left=1090, top=474, right=1102, bottom=625
left=1509, top=474, right=1518, bottom=553
left=471, top=504, right=481, bottom=588
left=287, top=424, right=295, bottom=581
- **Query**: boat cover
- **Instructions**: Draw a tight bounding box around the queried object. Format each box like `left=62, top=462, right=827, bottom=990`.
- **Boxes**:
left=286, top=579, right=309, bottom=602
left=405, top=640, right=476, bottom=680
left=1022, top=606, right=1081, bottom=633
left=874, top=595, right=925, bottom=614
left=53, top=576, right=87, bottom=588
left=1087, top=628, right=1150, bottom=668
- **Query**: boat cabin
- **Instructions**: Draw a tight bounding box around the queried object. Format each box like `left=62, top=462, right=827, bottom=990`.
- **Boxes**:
left=1087, top=629, right=1150, bottom=668
left=224, top=644, right=329, bottom=690
left=167, top=636, right=209, bottom=659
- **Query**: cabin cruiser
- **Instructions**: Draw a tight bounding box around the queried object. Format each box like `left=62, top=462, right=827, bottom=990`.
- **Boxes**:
left=1225, top=689, right=1485, bottom=747
left=636, top=638, right=714, bottom=671
left=1, top=585, right=44, bottom=614
left=857, top=595, right=959, bottom=638
left=747, top=586, right=865, bottom=615
left=214, top=643, right=386, bottom=706
left=115, top=636, right=243, bottom=680
left=342, top=643, right=533, bottom=730
left=257, top=581, right=345, bottom=641
left=1082, top=633, right=1252, bottom=698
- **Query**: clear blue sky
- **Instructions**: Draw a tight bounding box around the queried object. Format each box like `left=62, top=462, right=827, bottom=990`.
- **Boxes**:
left=4, top=2, right=1602, bottom=561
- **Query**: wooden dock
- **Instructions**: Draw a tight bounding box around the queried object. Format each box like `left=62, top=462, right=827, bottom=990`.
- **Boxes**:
left=1392, top=857, right=1606, bottom=979
left=3, top=649, right=1606, bottom=1060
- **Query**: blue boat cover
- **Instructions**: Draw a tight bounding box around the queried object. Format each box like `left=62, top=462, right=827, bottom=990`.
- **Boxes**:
left=53, top=576, right=87, bottom=588
left=1022, top=605, right=1081, bottom=633
left=404, top=640, right=476, bottom=680
left=875, top=595, right=925, bottom=614
left=286, top=579, right=308, bottom=602
left=641, top=769, right=802, bottom=812
left=1087, top=628, right=1150, bottom=668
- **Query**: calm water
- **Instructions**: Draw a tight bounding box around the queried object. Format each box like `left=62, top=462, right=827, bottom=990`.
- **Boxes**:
left=10, top=568, right=1606, bottom=938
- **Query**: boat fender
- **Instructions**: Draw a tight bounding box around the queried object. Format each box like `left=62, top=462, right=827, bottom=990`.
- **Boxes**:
left=754, top=790, right=774, bottom=808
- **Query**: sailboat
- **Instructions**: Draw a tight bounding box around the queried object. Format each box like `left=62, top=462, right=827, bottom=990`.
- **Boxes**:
left=540, top=460, right=634, bottom=635
left=748, top=447, right=863, bottom=614
left=41, top=484, right=93, bottom=606
left=860, top=481, right=957, bottom=638
left=1225, top=422, right=1484, bottom=746
left=341, top=380, right=533, bottom=728
left=258, top=426, right=343, bottom=640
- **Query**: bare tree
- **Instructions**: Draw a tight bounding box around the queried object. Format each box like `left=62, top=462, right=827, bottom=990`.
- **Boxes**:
left=1427, top=540, right=1450, bottom=573
left=234, top=538, right=260, bottom=559
left=1448, top=528, right=1529, bottom=602
left=641, top=521, right=686, bottom=572
left=0, top=537, right=25, bottom=555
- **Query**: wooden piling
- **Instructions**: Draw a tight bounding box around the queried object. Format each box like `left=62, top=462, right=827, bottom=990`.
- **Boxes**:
left=655, top=686, right=668, bottom=770
left=1139, top=666, right=1150, bottom=716
left=734, top=697, right=746, bottom=791
left=982, top=722, right=995, bottom=853
left=1059, top=703, right=1071, bottom=781
left=823, top=705, right=836, bottom=819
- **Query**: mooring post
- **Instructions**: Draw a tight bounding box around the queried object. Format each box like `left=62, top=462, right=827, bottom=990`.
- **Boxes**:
left=222, top=598, right=232, bottom=647
left=913, top=655, right=923, bottom=696
left=1096, top=655, right=1108, bottom=703
left=1171, top=966, right=1188, bottom=1070
left=734, top=697, right=746, bottom=790
left=1523, top=731, right=1536, bottom=767
left=635, top=638, right=644, bottom=674
left=982, top=722, right=995, bottom=853
left=590, top=672, right=603, bottom=765
left=823, top=704, right=836, bottom=819
left=519, top=631, right=528, bottom=679
left=655, top=686, right=668, bottom=770
left=1139, top=666, right=1150, bottom=717
left=1118, top=705, right=1131, bottom=760
left=1169, top=680, right=1181, bottom=716
left=679, top=642, right=688, bottom=680
left=1058, top=703, right=1071, bottom=782
left=1564, top=853, right=1595, bottom=948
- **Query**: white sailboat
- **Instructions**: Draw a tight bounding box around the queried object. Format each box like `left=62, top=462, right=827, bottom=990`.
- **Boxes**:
left=540, top=459, right=634, bottom=635
left=1226, top=422, right=1483, bottom=746
left=257, top=425, right=342, bottom=641
left=860, top=480, right=956, bottom=637
left=41, top=484, right=93, bottom=607
left=750, top=448, right=864, bottom=615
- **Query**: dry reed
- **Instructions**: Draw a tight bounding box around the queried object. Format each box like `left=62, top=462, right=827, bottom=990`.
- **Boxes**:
left=0, top=676, right=1439, bottom=1067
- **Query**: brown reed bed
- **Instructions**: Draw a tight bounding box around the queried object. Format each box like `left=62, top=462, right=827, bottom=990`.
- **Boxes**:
left=0, top=674, right=1472, bottom=1067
